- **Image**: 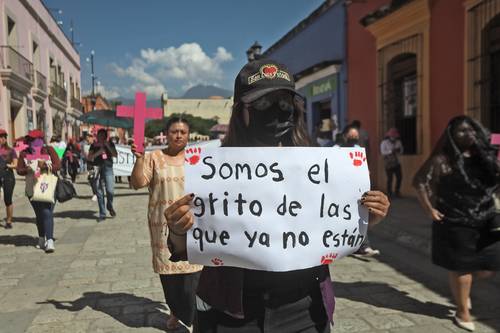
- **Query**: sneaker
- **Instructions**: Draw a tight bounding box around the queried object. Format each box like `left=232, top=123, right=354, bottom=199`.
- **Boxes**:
left=45, top=239, right=55, bottom=253
left=91, top=195, right=97, bottom=202
left=35, top=237, right=45, bottom=249
left=97, top=216, right=106, bottom=223
left=108, top=208, right=116, bottom=217
left=355, top=246, right=380, bottom=257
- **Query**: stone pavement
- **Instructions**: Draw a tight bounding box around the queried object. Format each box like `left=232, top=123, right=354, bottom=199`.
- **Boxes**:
left=0, top=178, right=498, bottom=333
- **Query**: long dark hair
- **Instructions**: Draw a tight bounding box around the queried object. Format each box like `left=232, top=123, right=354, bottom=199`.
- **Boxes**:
left=222, top=96, right=311, bottom=147
left=443, top=115, right=499, bottom=186
left=165, top=117, right=190, bottom=133
left=414, top=115, right=499, bottom=195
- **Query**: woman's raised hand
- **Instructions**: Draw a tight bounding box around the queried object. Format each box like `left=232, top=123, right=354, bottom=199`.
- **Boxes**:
left=360, top=190, right=390, bottom=227
left=164, top=193, right=195, bottom=236
left=131, top=144, right=143, bottom=158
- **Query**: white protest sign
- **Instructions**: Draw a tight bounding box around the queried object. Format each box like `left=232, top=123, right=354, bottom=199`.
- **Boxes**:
left=112, top=145, right=137, bottom=176
left=185, top=147, right=370, bottom=272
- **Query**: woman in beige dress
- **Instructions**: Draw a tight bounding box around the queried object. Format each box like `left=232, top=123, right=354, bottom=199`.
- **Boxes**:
left=130, top=117, right=202, bottom=330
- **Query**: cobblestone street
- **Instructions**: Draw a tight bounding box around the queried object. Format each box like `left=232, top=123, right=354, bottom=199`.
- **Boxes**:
left=0, top=178, right=499, bottom=333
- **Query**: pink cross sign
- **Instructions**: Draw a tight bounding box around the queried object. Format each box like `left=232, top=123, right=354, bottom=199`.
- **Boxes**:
left=117, top=92, right=163, bottom=153
left=158, top=132, right=167, bottom=145
left=26, top=146, right=50, bottom=161
left=491, top=133, right=500, bottom=160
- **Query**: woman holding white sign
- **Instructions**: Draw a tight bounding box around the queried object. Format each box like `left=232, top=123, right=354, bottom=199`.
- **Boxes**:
left=165, top=59, right=390, bottom=333
left=130, top=117, right=202, bottom=331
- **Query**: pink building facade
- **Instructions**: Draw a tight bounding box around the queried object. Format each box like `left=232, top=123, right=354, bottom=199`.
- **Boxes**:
left=0, top=0, right=82, bottom=144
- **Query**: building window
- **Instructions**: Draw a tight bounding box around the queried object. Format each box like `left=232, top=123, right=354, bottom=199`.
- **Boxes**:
left=49, top=57, right=56, bottom=83
left=27, top=109, right=34, bottom=131
left=403, top=76, right=417, bottom=118
left=7, top=16, right=17, bottom=46
left=467, top=0, right=500, bottom=132
left=378, top=34, right=422, bottom=155
left=37, top=108, right=46, bottom=132
left=52, top=115, right=63, bottom=136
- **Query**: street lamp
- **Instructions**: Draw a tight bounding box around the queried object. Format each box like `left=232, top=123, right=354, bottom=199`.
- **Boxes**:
left=86, top=50, right=96, bottom=97
left=86, top=50, right=97, bottom=110
left=246, top=41, right=262, bottom=62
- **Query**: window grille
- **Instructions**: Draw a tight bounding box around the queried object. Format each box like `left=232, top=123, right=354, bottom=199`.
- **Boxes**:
left=378, top=34, right=423, bottom=154
left=467, top=0, right=500, bottom=132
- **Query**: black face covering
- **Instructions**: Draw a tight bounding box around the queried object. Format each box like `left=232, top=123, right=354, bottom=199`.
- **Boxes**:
left=247, top=104, right=295, bottom=146
left=344, top=138, right=359, bottom=147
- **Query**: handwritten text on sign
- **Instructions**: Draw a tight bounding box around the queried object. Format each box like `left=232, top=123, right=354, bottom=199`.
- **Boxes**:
left=185, top=147, right=370, bottom=272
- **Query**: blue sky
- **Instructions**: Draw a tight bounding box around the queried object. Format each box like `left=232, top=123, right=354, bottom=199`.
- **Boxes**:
left=42, top=0, right=325, bottom=99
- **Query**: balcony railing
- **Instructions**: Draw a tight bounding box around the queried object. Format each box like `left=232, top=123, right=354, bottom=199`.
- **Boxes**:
left=35, top=70, right=47, bottom=92
left=71, top=97, right=83, bottom=111
left=0, top=45, right=33, bottom=82
left=50, top=82, right=67, bottom=102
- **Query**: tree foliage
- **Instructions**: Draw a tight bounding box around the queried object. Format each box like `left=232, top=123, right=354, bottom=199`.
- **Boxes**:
left=145, top=113, right=218, bottom=138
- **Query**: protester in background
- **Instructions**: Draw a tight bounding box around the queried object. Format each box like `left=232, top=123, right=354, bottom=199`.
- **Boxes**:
left=413, top=116, right=500, bottom=331
left=110, top=137, right=123, bottom=184
left=62, top=140, right=80, bottom=183
left=78, top=136, right=88, bottom=173
left=316, top=118, right=334, bottom=147
left=351, top=120, right=369, bottom=153
left=17, top=130, right=60, bottom=253
left=87, top=129, right=117, bottom=222
left=334, top=125, right=360, bottom=148
left=0, top=129, right=17, bottom=229
left=85, top=135, right=98, bottom=202
left=130, top=117, right=202, bottom=331
left=165, top=59, right=390, bottom=332
left=336, top=125, right=381, bottom=257
left=380, top=128, right=403, bottom=197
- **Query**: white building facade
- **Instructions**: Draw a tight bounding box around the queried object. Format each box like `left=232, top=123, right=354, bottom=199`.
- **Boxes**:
left=0, top=0, right=82, bottom=144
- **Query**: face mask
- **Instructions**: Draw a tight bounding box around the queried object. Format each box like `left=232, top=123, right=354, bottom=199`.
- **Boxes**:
left=247, top=105, right=295, bottom=146
left=345, top=138, right=359, bottom=147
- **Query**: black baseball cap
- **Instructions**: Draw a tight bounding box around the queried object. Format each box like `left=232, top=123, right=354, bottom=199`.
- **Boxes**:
left=234, top=59, right=298, bottom=103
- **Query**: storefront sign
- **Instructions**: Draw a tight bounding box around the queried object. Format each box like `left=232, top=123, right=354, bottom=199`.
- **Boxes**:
left=310, top=76, right=338, bottom=97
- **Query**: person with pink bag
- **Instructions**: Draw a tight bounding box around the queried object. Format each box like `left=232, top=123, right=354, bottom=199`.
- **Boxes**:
left=17, top=130, right=60, bottom=253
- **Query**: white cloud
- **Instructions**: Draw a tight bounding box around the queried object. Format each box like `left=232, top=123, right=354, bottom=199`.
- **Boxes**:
left=214, top=47, right=233, bottom=62
left=109, top=43, right=233, bottom=96
left=97, top=84, right=121, bottom=99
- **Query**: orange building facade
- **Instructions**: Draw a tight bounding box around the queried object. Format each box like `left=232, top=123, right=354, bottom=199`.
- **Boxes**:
left=347, top=0, right=499, bottom=195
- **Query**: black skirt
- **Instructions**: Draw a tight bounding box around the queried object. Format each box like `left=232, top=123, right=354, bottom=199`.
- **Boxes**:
left=160, top=272, right=201, bottom=326
left=432, top=220, right=500, bottom=271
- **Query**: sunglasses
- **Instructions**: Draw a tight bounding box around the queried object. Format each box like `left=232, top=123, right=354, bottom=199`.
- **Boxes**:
left=250, top=92, right=301, bottom=112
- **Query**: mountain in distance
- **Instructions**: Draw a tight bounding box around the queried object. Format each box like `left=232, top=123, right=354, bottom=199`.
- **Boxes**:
left=181, top=84, right=232, bottom=99
left=109, top=97, right=162, bottom=108
left=107, top=84, right=232, bottom=106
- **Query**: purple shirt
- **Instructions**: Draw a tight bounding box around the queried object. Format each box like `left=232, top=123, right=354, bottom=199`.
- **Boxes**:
left=169, top=237, right=336, bottom=324
left=196, top=266, right=335, bottom=323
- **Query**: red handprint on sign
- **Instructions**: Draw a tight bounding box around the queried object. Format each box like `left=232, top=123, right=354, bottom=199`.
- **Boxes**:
left=185, top=147, right=202, bottom=165
left=320, top=253, right=338, bottom=265
left=349, top=151, right=366, bottom=167
left=211, top=258, right=224, bottom=266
